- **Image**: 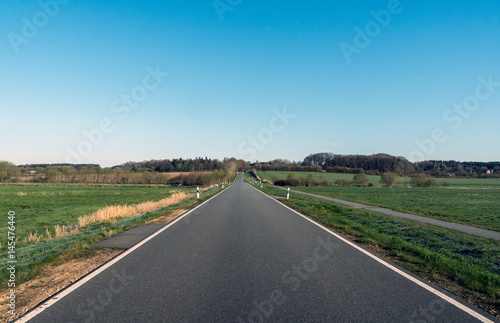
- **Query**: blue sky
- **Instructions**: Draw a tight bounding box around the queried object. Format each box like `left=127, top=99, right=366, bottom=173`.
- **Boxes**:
left=1, top=0, right=499, bottom=167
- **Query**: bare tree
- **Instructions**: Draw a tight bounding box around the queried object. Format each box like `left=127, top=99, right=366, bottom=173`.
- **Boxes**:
left=353, top=173, right=369, bottom=186
left=0, top=161, right=20, bottom=182
left=380, top=172, right=399, bottom=187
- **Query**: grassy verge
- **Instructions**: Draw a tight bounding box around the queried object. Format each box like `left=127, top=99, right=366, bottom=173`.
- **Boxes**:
left=291, top=186, right=500, bottom=232
left=251, top=182, right=500, bottom=318
left=0, top=184, right=227, bottom=291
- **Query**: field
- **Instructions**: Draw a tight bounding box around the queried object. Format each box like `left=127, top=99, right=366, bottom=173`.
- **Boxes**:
left=258, top=170, right=500, bottom=188
left=291, top=186, right=500, bottom=231
left=257, top=171, right=500, bottom=231
left=0, top=183, right=191, bottom=242
left=245, top=178, right=500, bottom=317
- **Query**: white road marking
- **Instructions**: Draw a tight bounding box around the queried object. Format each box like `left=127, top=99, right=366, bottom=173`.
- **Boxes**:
left=18, top=184, right=235, bottom=322
left=249, top=184, right=494, bottom=323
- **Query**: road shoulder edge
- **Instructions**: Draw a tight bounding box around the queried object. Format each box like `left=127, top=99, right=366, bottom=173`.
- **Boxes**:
left=247, top=183, right=497, bottom=323
left=15, top=183, right=235, bottom=322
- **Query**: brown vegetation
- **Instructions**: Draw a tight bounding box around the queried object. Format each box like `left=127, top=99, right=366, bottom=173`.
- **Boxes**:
left=21, top=192, right=191, bottom=244
left=78, top=192, right=189, bottom=227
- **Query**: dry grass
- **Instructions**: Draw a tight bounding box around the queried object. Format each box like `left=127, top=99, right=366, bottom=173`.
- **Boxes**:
left=54, top=224, right=79, bottom=238
left=21, top=192, right=190, bottom=244
left=21, top=225, right=80, bottom=244
left=146, top=208, right=188, bottom=224
left=16, top=192, right=27, bottom=196
left=23, top=231, right=41, bottom=244
left=18, top=185, right=220, bottom=245
left=105, top=230, right=116, bottom=238
left=78, top=192, right=189, bottom=227
left=45, top=227, right=52, bottom=240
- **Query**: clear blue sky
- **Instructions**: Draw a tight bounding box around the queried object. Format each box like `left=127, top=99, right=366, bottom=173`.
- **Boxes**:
left=1, top=0, right=499, bottom=167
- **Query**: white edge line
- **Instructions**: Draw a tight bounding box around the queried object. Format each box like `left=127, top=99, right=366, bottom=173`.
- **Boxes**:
left=248, top=184, right=494, bottom=323
left=18, top=184, right=234, bottom=322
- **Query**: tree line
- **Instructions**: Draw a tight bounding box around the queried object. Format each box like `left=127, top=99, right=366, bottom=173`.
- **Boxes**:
left=254, top=153, right=500, bottom=178
left=1, top=158, right=246, bottom=185
left=270, top=172, right=443, bottom=188
left=120, top=157, right=224, bottom=173
left=20, top=157, right=248, bottom=174
left=2, top=152, right=499, bottom=184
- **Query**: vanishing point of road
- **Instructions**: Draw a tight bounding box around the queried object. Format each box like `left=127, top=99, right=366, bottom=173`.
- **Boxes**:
left=20, top=173, right=498, bottom=322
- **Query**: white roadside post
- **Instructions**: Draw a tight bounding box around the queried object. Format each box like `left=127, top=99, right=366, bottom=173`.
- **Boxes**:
left=196, top=186, right=200, bottom=199
left=287, top=187, right=290, bottom=200
left=261, top=181, right=263, bottom=188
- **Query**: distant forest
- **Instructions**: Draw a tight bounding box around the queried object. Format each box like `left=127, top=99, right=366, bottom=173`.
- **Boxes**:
left=20, top=157, right=246, bottom=173
left=3, top=153, right=499, bottom=184
left=254, top=153, right=500, bottom=178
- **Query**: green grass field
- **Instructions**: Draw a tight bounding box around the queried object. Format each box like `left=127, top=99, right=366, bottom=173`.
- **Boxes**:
left=0, top=183, right=192, bottom=242
left=257, top=170, right=500, bottom=231
left=291, top=186, right=500, bottom=231
left=258, top=170, right=500, bottom=188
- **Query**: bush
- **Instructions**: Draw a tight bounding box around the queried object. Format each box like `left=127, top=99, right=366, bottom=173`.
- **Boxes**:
left=274, top=180, right=287, bottom=186
left=424, top=178, right=435, bottom=188
left=353, top=173, right=369, bottom=186
left=0, top=161, right=20, bottom=182
left=303, top=174, right=315, bottom=187
left=380, top=173, right=399, bottom=187
left=335, top=179, right=352, bottom=187
left=410, top=174, right=435, bottom=188
left=272, top=173, right=330, bottom=187
left=287, top=173, right=301, bottom=186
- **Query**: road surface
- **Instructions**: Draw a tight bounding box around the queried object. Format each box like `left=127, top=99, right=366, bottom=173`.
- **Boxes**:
left=21, top=173, right=497, bottom=322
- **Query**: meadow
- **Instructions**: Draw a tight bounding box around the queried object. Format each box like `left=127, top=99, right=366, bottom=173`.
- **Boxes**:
left=291, top=186, right=500, bottom=231
left=257, top=171, right=500, bottom=231
left=0, top=183, right=191, bottom=242
left=258, top=170, right=500, bottom=188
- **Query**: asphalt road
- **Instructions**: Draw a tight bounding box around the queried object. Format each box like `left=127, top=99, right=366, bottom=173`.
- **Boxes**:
left=21, top=173, right=497, bottom=322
